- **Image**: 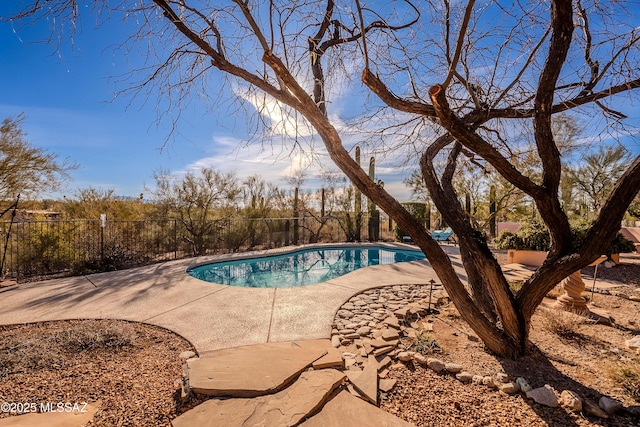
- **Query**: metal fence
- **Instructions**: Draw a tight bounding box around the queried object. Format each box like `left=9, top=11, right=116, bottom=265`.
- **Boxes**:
left=0, top=214, right=397, bottom=282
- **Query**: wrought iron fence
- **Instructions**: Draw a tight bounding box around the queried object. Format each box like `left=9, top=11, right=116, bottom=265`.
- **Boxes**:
left=0, top=214, right=396, bottom=282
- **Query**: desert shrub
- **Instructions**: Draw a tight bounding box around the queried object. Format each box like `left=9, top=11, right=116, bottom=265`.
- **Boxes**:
left=411, top=334, right=441, bottom=355
left=0, top=320, right=137, bottom=378
left=611, top=362, right=640, bottom=402
left=539, top=309, right=584, bottom=339
left=52, top=320, right=137, bottom=352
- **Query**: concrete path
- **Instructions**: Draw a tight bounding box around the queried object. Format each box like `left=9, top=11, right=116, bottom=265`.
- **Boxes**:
left=0, top=243, right=458, bottom=353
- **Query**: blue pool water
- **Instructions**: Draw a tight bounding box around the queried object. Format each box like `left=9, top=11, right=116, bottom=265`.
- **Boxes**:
left=187, top=246, right=426, bottom=288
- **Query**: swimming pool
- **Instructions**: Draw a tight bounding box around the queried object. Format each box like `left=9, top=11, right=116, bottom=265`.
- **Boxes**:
left=187, top=245, right=426, bottom=288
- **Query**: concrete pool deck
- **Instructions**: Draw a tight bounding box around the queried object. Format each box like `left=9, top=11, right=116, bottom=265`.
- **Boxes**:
left=0, top=243, right=461, bottom=353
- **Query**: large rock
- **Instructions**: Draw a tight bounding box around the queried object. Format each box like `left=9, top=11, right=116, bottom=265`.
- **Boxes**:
left=526, top=385, right=558, bottom=408
left=189, top=341, right=328, bottom=397
left=172, top=369, right=346, bottom=427
left=300, top=390, right=414, bottom=427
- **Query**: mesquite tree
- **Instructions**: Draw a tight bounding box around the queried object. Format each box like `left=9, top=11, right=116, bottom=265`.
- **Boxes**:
left=8, top=0, right=640, bottom=357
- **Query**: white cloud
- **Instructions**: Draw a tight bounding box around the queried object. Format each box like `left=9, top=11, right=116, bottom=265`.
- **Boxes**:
left=233, top=86, right=316, bottom=139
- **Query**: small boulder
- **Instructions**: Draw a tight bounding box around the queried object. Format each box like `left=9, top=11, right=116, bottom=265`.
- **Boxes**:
left=455, top=372, right=473, bottom=384
left=445, top=363, right=463, bottom=374
left=482, top=376, right=496, bottom=388
left=494, top=372, right=510, bottom=384
left=526, top=385, right=558, bottom=408
left=356, top=326, right=371, bottom=336
left=179, top=351, right=197, bottom=360
left=499, top=382, right=520, bottom=395
left=584, top=399, right=609, bottom=419
left=397, top=351, right=412, bottom=362
left=426, top=358, right=446, bottom=373
left=373, top=346, right=395, bottom=357
left=379, top=378, right=397, bottom=392
left=625, top=336, right=640, bottom=352
left=382, top=329, right=400, bottom=341
left=413, top=353, right=427, bottom=365
left=471, top=375, right=484, bottom=385
left=560, top=390, right=582, bottom=412
left=516, top=377, right=532, bottom=393
left=331, top=335, right=341, bottom=348
left=599, top=396, right=623, bottom=415
left=383, top=316, right=401, bottom=329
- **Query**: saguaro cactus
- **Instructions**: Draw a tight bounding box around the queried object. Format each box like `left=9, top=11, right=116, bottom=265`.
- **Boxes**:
left=489, top=185, right=496, bottom=238
left=354, top=146, right=362, bottom=241
left=293, top=187, right=299, bottom=245
left=368, top=156, right=380, bottom=241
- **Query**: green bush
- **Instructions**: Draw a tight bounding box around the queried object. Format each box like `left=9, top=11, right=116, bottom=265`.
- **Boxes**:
left=494, top=218, right=635, bottom=254
left=494, top=219, right=549, bottom=251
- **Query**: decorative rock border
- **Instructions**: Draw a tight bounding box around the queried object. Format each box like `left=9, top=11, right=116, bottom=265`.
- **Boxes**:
left=330, top=283, right=639, bottom=421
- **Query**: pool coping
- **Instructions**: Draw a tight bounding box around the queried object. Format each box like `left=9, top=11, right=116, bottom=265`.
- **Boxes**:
left=186, top=241, right=423, bottom=268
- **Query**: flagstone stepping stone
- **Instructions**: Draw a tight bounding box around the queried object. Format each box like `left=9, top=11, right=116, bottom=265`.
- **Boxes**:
left=188, top=341, right=329, bottom=397
left=383, top=316, right=400, bottom=329
left=0, top=402, right=100, bottom=427
left=375, top=355, right=392, bottom=370
left=379, top=378, right=397, bottom=392
left=372, top=345, right=395, bottom=356
left=370, top=338, right=398, bottom=348
left=381, top=328, right=400, bottom=341
left=299, top=391, right=414, bottom=427
left=312, top=347, right=343, bottom=369
left=347, top=355, right=379, bottom=404
left=172, top=369, right=346, bottom=427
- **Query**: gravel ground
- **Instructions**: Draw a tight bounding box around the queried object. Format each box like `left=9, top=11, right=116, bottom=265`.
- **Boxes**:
left=0, top=320, right=197, bottom=426
left=379, top=257, right=640, bottom=427
left=0, top=258, right=638, bottom=426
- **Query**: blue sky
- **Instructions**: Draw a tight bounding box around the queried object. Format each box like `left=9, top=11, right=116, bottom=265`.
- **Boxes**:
left=1, top=13, right=216, bottom=199
left=1, top=3, right=638, bottom=206
left=0, top=6, right=414, bottom=203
